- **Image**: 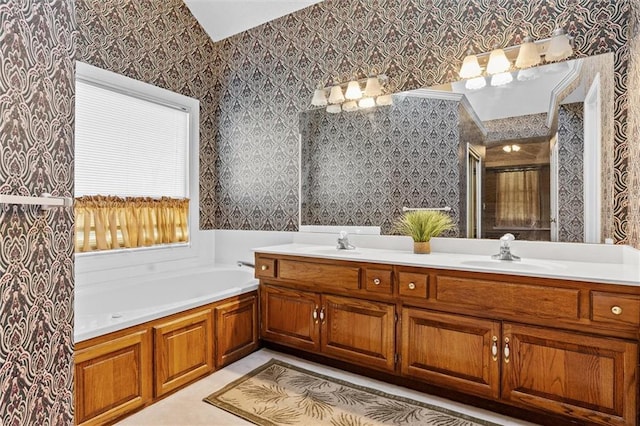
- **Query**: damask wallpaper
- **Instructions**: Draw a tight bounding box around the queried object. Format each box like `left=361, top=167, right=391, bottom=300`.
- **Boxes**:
left=300, top=96, right=463, bottom=235
left=557, top=103, right=585, bottom=243
left=483, top=114, right=549, bottom=143
left=76, top=0, right=634, bottom=244
left=0, top=0, right=75, bottom=424
left=627, top=0, right=640, bottom=247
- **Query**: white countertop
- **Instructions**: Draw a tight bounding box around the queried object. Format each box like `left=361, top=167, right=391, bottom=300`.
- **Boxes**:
left=253, top=243, right=640, bottom=287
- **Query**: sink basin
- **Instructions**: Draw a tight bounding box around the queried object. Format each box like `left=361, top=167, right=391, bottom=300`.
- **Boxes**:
left=308, top=248, right=362, bottom=256
left=460, top=259, right=565, bottom=272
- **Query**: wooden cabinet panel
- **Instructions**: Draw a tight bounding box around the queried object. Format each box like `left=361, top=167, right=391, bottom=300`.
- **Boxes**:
left=279, top=259, right=360, bottom=290
left=261, top=285, right=321, bottom=351
left=401, top=309, right=500, bottom=399
left=435, top=275, right=580, bottom=320
left=255, top=257, right=276, bottom=279
left=214, top=294, right=259, bottom=368
left=75, top=330, right=151, bottom=426
left=322, top=294, right=396, bottom=371
left=398, top=272, right=428, bottom=298
left=591, top=291, right=640, bottom=327
left=364, top=268, right=393, bottom=294
left=502, top=323, right=637, bottom=425
left=154, top=309, right=213, bottom=397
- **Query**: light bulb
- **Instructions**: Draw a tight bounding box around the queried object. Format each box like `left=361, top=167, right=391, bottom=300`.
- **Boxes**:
left=311, top=88, right=328, bottom=106
left=363, top=76, right=383, bottom=97
left=459, top=54, right=482, bottom=79
left=515, top=36, right=541, bottom=69
left=503, top=145, right=512, bottom=153
left=465, top=76, right=487, bottom=90
left=512, top=144, right=521, bottom=152
left=358, top=97, right=376, bottom=109
left=328, top=85, right=345, bottom=104
left=490, top=71, right=513, bottom=87
left=486, top=48, right=510, bottom=75
left=345, top=80, right=363, bottom=100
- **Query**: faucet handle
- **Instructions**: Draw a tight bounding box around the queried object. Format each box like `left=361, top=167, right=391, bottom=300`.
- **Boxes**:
left=339, top=231, right=348, bottom=239
left=500, top=233, right=515, bottom=246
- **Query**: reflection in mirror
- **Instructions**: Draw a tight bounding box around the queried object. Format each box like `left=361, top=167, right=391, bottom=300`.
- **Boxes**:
left=299, top=53, right=613, bottom=242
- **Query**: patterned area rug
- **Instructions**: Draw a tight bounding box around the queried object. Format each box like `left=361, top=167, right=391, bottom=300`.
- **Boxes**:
left=204, top=359, right=501, bottom=426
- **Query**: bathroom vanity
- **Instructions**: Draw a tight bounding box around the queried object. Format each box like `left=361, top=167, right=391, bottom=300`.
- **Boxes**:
left=254, top=245, right=640, bottom=426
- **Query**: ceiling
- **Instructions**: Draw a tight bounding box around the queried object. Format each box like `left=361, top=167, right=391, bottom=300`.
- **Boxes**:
left=183, top=0, right=324, bottom=42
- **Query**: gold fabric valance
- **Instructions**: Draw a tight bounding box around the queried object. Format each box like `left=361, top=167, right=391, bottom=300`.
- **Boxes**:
left=75, top=196, right=189, bottom=252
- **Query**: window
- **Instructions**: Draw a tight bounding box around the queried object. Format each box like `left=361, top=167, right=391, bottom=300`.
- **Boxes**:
left=74, top=62, right=200, bottom=263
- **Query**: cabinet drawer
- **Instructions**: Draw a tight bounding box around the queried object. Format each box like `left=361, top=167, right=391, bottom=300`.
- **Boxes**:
left=365, top=268, right=393, bottom=294
left=591, top=292, right=640, bottom=327
left=435, top=275, right=580, bottom=320
left=398, top=272, right=428, bottom=298
left=279, top=259, right=360, bottom=290
left=255, top=258, right=276, bottom=279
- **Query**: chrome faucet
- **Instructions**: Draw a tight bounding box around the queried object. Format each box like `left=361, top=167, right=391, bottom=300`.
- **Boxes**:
left=491, top=233, right=520, bottom=261
left=237, top=261, right=255, bottom=268
left=336, top=231, right=356, bottom=250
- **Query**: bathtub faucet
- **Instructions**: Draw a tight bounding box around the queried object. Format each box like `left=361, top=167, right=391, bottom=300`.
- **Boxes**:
left=237, top=261, right=255, bottom=268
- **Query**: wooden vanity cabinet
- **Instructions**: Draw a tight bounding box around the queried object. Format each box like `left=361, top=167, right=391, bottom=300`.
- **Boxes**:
left=75, top=330, right=152, bottom=426
left=256, top=253, right=640, bottom=425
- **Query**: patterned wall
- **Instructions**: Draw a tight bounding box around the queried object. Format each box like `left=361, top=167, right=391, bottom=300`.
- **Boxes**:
left=0, top=0, right=75, bottom=424
left=626, top=0, right=640, bottom=247
left=207, top=0, right=632, bottom=244
left=75, top=0, right=220, bottom=228
left=483, top=114, right=549, bottom=143
left=557, top=103, right=585, bottom=243
left=300, top=96, right=462, bottom=235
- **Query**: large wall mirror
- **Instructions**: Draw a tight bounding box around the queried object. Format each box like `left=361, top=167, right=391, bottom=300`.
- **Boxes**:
left=299, top=53, right=613, bottom=243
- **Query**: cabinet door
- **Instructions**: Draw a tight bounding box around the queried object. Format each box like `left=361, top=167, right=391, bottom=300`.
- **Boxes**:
left=401, top=308, right=500, bottom=399
left=321, top=295, right=396, bottom=371
left=261, top=285, right=321, bottom=351
left=214, top=294, right=259, bottom=368
left=154, top=309, right=213, bottom=397
left=75, top=330, right=151, bottom=426
left=502, top=323, right=637, bottom=426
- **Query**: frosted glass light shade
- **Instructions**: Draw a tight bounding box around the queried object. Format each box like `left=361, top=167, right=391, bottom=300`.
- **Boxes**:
left=486, top=48, right=510, bottom=75
left=326, top=104, right=342, bottom=114
left=515, top=37, right=541, bottom=68
left=490, top=71, right=513, bottom=86
left=459, top=54, right=482, bottom=79
left=465, top=76, right=487, bottom=90
left=517, top=67, right=539, bottom=81
left=364, top=77, right=382, bottom=97
left=328, top=85, right=345, bottom=104
left=342, top=100, right=358, bottom=111
left=376, top=94, right=393, bottom=106
left=311, top=88, right=328, bottom=106
left=358, top=97, right=375, bottom=109
left=345, top=80, right=363, bottom=100
left=545, top=28, right=573, bottom=62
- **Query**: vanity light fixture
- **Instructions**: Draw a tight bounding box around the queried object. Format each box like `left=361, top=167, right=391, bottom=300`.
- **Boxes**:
left=503, top=144, right=521, bottom=153
left=311, top=74, right=392, bottom=113
left=458, top=28, right=573, bottom=89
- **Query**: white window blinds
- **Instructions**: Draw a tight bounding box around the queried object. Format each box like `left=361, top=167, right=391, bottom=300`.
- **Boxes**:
left=75, top=80, right=189, bottom=198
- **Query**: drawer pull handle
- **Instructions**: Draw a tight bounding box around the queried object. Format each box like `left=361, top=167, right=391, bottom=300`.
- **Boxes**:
left=491, top=336, right=498, bottom=361
left=373, top=278, right=381, bottom=285
left=408, top=282, right=416, bottom=290
left=611, top=305, right=623, bottom=315
left=504, top=337, right=510, bottom=364
left=261, top=265, right=268, bottom=271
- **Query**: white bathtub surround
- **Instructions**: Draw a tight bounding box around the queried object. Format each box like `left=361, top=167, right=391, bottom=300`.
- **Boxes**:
left=115, top=349, right=535, bottom=426
left=214, top=229, right=296, bottom=265
left=254, top=242, right=640, bottom=286
left=74, top=264, right=258, bottom=343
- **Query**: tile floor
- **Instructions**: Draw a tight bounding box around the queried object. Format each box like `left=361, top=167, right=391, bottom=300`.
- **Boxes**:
left=116, top=349, right=537, bottom=425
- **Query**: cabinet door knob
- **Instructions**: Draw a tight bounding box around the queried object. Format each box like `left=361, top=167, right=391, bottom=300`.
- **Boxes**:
left=491, top=336, right=498, bottom=362
left=408, top=282, right=416, bottom=290
left=312, top=306, right=318, bottom=323
left=261, top=265, right=268, bottom=271
left=373, top=278, right=381, bottom=285
left=319, top=307, right=325, bottom=322
left=611, top=305, right=623, bottom=315
left=504, top=337, right=510, bottom=364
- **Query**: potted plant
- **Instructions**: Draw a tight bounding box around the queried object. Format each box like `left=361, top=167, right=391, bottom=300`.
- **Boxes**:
left=394, top=210, right=454, bottom=254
